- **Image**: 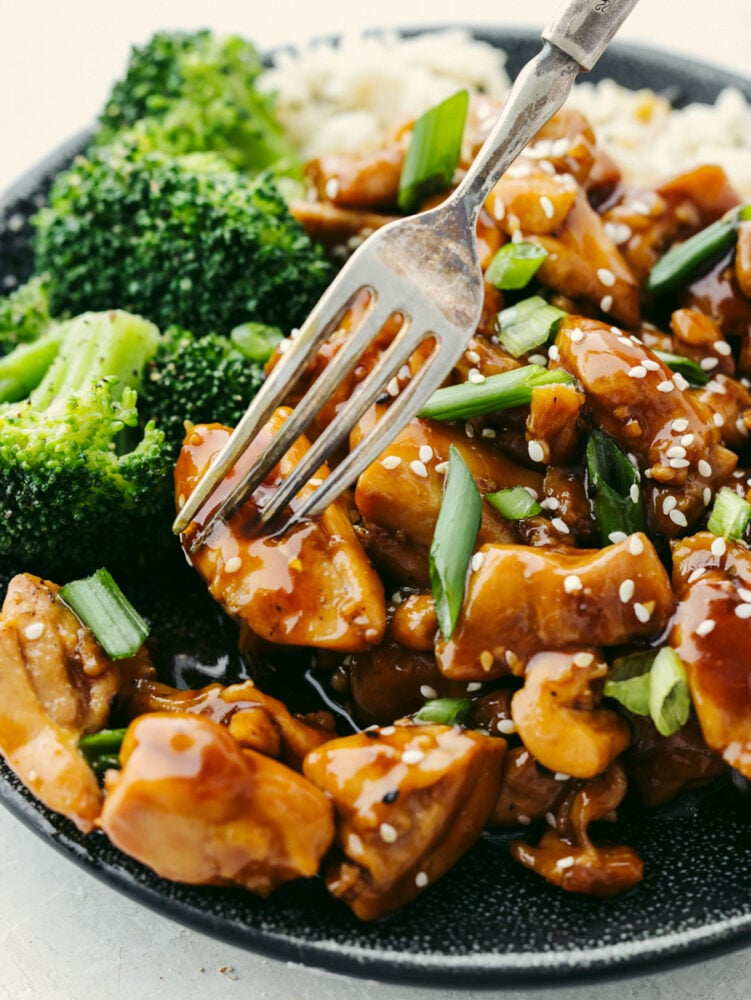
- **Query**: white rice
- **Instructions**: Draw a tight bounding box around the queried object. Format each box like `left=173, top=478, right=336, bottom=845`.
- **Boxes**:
left=259, top=29, right=751, bottom=198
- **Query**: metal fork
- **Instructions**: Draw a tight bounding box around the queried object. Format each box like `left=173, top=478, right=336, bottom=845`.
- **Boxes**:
left=173, top=0, right=640, bottom=542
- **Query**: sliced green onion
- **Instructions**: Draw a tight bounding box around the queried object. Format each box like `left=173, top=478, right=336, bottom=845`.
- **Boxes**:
left=649, top=647, right=691, bottom=737
left=79, top=728, right=127, bottom=774
left=486, top=486, right=542, bottom=520
left=707, top=486, right=751, bottom=540
left=496, top=295, right=566, bottom=358
left=398, top=90, right=469, bottom=213
left=604, top=648, right=691, bottom=737
left=415, top=697, right=473, bottom=725
left=230, top=321, right=284, bottom=363
left=586, top=429, right=647, bottom=544
left=60, top=568, right=149, bottom=660
left=429, top=445, right=482, bottom=640
left=647, top=202, right=751, bottom=296
left=485, top=242, right=548, bottom=291
left=603, top=651, right=654, bottom=716
left=419, top=364, right=574, bottom=422
left=653, top=350, right=710, bottom=386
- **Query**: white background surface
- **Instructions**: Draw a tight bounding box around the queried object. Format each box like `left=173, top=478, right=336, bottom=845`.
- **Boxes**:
left=1, top=1, right=750, bottom=998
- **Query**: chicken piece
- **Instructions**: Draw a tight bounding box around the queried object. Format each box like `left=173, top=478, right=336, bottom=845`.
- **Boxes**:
left=625, top=712, right=726, bottom=807
left=306, top=141, right=405, bottom=210
left=354, top=415, right=543, bottom=556
left=99, top=713, right=335, bottom=895
left=525, top=381, right=586, bottom=466
left=0, top=574, right=132, bottom=832
left=670, top=532, right=751, bottom=778
left=681, top=248, right=751, bottom=341
left=356, top=520, right=431, bottom=588
left=542, top=465, right=599, bottom=544
left=489, top=745, right=571, bottom=826
left=303, top=723, right=505, bottom=920
left=121, top=678, right=334, bottom=770
left=511, top=649, right=630, bottom=778
left=289, top=200, right=398, bottom=253
left=551, top=317, right=737, bottom=536
left=450, top=332, right=520, bottom=384
left=669, top=308, right=735, bottom=378
left=486, top=161, right=578, bottom=236
left=534, top=190, right=641, bottom=328
left=176, top=414, right=386, bottom=652
left=692, top=373, right=751, bottom=452
left=529, top=107, right=598, bottom=186
left=435, top=534, right=674, bottom=680
left=510, top=762, right=643, bottom=897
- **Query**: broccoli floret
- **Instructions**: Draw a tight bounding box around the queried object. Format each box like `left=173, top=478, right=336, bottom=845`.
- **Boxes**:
left=0, top=276, right=52, bottom=355
left=0, top=309, right=175, bottom=576
left=140, top=325, right=274, bottom=453
left=95, top=29, right=300, bottom=178
left=33, top=145, right=331, bottom=338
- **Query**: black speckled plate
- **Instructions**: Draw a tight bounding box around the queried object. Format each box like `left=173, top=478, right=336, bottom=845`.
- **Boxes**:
left=2, top=27, right=751, bottom=990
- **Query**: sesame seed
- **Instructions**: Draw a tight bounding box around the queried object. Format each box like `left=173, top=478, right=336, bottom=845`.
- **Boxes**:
left=497, top=719, right=517, bottom=734
left=669, top=508, right=689, bottom=527
left=435, top=461, right=449, bottom=475
left=517, top=815, right=532, bottom=826
left=380, top=726, right=396, bottom=736
left=554, top=772, right=571, bottom=782
left=481, top=427, right=497, bottom=439
left=525, top=487, right=540, bottom=499
left=673, top=373, right=690, bottom=391
left=619, top=579, right=635, bottom=603
left=737, top=418, right=750, bottom=438
left=663, top=496, right=677, bottom=515
left=386, top=377, right=400, bottom=397
left=570, top=327, right=585, bottom=344
left=573, top=651, right=594, bottom=667
left=420, top=685, right=438, bottom=699
left=382, top=455, right=402, bottom=470
left=735, top=604, right=751, bottom=619
left=224, top=557, right=242, bottom=575
left=564, top=574, right=583, bottom=594
left=696, top=619, right=716, bottom=637
left=415, top=871, right=429, bottom=888
left=600, top=295, right=614, bottom=313
left=552, top=517, right=570, bottom=534
left=545, top=812, right=557, bottom=827
left=634, top=602, right=652, bottom=623
left=617, top=335, right=633, bottom=346
left=418, top=445, right=434, bottom=464
left=628, top=366, right=647, bottom=379
left=680, top=434, right=695, bottom=447
left=402, top=749, right=425, bottom=765
left=380, top=822, right=398, bottom=843
left=688, top=567, right=707, bottom=584
left=669, top=457, right=690, bottom=469
left=493, top=196, right=506, bottom=220
left=629, top=534, right=645, bottom=556
left=672, top=419, right=689, bottom=432
left=713, top=413, right=725, bottom=428
left=465, top=422, right=476, bottom=439
left=468, top=368, right=486, bottom=384
left=479, top=650, right=494, bottom=672
left=703, top=487, right=713, bottom=506
left=657, top=381, right=674, bottom=393
left=471, top=552, right=486, bottom=572
left=667, top=445, right=687, bottom=459
left=508, top=163, right=532, bottom=179
left=528, top=440, right=545, bottom=463
left=609, top=531, right=628, bottom=544
left=597, top=267, right=616, bottom=287
left=642, top=359, right=661, bottom=371
left=324, top=177, right=340, bottom=199
left=738, top=587, right=751, bottom=603
left=711, top=537, right=727, bottom=557
left=548, top=344, right=560, bottom=361
left=465, top=349, right=481, bottom=364
left=309, top=477, right=323, bottom=487
left=409, top=460, right=429, bottom=479
left=604, top=221, right=632, bottom=244
left=467, top=682, right=483, bottom=692
left=698, top=460, right=712, bottom=478
left=700, top=357, right=720, bottom=371
left=541, top=496, right=560, bottom=511
left=629, top=484, right=640, bottom=504
left=557, top=856, right=576, bottom=870
left=630, top=199, right=652, bottom=215
left=528, top=353, right=548, bottom=366
left=23, top=622, right=45, bottom=641
left=714, top=340, right=732, bottom=356
left=540, top=195, right=555, bottom=219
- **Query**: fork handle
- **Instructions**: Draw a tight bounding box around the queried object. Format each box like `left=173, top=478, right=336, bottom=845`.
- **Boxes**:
left=452, top=0, right=640, bottom=220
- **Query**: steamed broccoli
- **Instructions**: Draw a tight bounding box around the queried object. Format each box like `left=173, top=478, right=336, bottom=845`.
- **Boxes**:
left=95, top=30, right=300, bottom=178
left=0, top=309, right=174, bottom=576
left=0, top=276, right=52, bottom=355
left=33, top=145, right=330, bottom=338
left=139, top=324, right=278, bottom=452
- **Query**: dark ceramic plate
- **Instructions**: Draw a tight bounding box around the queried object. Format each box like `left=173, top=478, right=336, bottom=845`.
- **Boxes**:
left=2, top=27, right=751, bottom=990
